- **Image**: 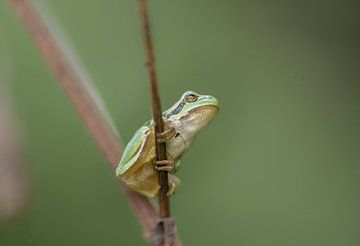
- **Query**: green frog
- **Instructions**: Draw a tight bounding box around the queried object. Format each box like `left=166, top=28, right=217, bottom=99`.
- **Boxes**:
left=116, top=91, right=219, bottom=197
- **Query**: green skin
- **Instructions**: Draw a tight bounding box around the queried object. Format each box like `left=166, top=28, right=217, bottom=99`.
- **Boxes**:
left=116, top=91, right=219, bottom=197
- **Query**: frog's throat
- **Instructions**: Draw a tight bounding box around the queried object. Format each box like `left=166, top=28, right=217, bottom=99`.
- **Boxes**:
left=180, top=104, right=219, bottom=119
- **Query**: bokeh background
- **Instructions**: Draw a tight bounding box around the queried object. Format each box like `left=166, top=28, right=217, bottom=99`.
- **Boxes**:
left=1, top=0, right=360, bottom=245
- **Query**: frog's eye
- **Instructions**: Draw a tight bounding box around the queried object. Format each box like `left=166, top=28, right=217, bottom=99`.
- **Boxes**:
left=185, top=94, right=198, bottom=103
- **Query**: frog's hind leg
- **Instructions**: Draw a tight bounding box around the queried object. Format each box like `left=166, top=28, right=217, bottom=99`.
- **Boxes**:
left=135, top=172, right=180, bottom=197
left=124, top=162, right=159, bottom=198
left=133, top=167, right=180, bottom=197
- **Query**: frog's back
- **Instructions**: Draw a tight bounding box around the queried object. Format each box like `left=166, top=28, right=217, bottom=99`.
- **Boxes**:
left=116, top=125, right=154, bottom=176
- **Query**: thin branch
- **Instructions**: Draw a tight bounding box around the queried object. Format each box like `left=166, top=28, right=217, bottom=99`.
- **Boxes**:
left=138, top=1, right=176, bottom=246
left=138, top=0, right=170, bottom=218
left=9, top=0, right=181, bottom=245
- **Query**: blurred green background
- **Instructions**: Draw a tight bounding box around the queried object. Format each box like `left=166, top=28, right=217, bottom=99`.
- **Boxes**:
left=1, top=0, right=360, bottom=245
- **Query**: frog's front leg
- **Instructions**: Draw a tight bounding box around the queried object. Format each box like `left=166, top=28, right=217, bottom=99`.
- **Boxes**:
left=154, top=159, right=180, bottom=173
left=154, top=160, right=180, bottom=197
left=154, top=118, right=177, bottom=172
left=154, top=159, right=175, bottom=172
left=157, top=117, right=176, bottom=143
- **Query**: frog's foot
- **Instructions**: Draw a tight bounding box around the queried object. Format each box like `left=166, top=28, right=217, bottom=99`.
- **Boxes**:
left=167, top=181, right=177, bottom=197
left=157, top=127, right=176, bottom=143
left=167, top=175, right=180, bottom=197
left=154, top=160, right=175, bottom=172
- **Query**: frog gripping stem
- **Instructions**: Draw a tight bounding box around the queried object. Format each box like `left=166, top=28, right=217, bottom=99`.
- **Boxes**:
left=138, top=0, right=176, bottom=245
left=10, top=0, right=181, bottom=245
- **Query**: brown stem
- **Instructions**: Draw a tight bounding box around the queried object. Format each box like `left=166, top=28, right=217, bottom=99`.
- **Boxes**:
left=138, top=0, right=170, bottom=218
left=9, top=0, right=181, bottom=245
left=0, top=83, right=30, bottom=220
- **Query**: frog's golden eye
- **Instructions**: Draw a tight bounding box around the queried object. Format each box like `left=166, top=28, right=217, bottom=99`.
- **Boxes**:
left=185, top=94, right=198, bottom=103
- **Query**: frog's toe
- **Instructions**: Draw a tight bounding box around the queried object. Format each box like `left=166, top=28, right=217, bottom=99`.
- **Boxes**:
left=154, top=160, right=175, bottom=172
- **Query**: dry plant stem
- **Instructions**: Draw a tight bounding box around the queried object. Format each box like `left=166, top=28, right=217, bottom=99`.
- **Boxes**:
left=9, top=0, right=181, bottom=245
left=138, top=0, right=170, bottom=219
left=0, top=89, right=30, bottom=220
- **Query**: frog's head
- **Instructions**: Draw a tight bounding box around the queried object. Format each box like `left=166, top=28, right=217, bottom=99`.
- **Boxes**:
left=164, top=91, right=219, bottom=132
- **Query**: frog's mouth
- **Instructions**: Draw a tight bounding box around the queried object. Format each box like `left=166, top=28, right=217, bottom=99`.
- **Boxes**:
left=198, top=95, right=219, bottom=108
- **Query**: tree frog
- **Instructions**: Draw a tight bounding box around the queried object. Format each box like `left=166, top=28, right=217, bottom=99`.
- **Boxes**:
left=116, top=91, right=219, bottom=197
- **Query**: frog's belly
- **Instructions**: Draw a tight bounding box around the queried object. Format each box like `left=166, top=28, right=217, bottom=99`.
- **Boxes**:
left=166, top=136, right=188, bottom=160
